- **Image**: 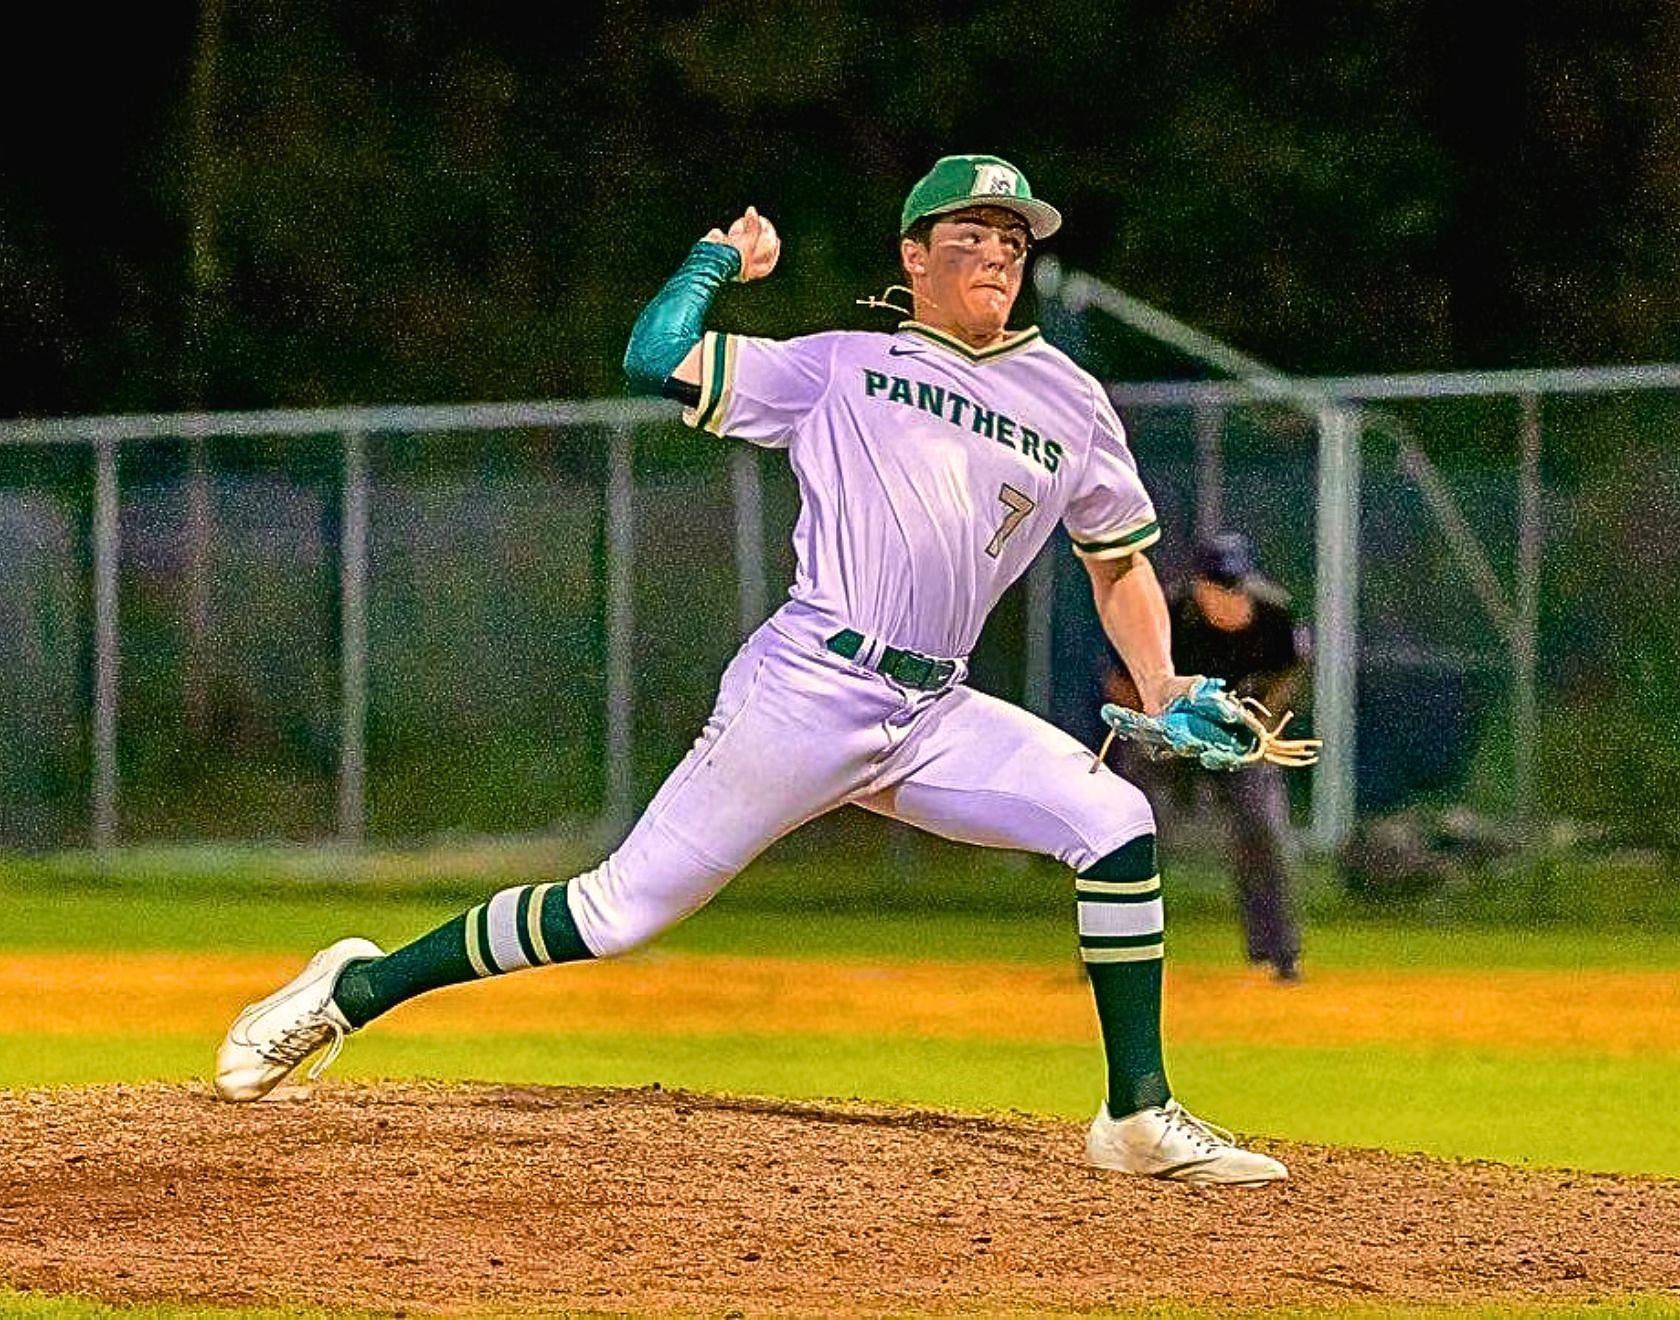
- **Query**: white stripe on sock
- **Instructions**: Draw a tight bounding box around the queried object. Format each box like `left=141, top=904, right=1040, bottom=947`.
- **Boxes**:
left=487, top=887, right=533, bottom=973
left=1078, top=897, right=1165, bottom=938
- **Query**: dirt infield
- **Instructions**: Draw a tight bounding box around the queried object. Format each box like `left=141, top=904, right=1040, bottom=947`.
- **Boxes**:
left=2, top=1083, right=1678, bottom=1316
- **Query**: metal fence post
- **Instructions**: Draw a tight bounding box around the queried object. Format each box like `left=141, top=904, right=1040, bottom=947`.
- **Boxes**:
left=338, top=430, right=369, bottom=844
left=603, top=425, right=637, bottom=842
left=730, top=446, right=766, bottom=638
left=1193, top=402, right=1225, bottom=540
left=92, top=438, right=120, bottom=849
left=1022, top=549, right=1055, bottom=717
left=1514, top=396, right=1544, bottom=833
left=1311, top=407, right=1360, bottom=851
left=184, top=420, right=214, bottom=738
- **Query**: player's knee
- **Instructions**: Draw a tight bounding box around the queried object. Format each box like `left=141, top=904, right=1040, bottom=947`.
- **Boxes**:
left=1081, top=831, right=1157, bottom=885
left=565, top=852, right=733, bottom=958
left=1061, top=775, right=1155, bottom=874
left=565, top=858, right=662, bottom=957
left=1114, top=778, right=1157, bottom=838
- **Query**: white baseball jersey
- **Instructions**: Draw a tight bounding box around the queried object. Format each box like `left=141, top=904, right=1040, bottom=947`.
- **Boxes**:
left=685, top=320, right=1159, bottom=658
left=563, top=317, right=1161, bottom=958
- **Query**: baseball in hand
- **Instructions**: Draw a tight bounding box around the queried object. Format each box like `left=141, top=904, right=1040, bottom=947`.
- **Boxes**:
left=704, top=206, right=781, bottom=282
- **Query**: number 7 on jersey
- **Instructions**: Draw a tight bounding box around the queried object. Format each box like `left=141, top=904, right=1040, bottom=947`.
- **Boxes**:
left=986, top=483, right=1036, bottom=558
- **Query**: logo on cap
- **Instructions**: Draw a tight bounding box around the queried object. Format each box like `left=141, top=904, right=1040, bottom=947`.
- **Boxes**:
left=972, top=163, right=1020, bottom=198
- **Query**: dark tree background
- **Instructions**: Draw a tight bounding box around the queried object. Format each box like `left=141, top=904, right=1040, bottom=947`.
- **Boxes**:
left=3, top=0, right=1678, bottom=418
left=3, top=1, right=1679, bottom=850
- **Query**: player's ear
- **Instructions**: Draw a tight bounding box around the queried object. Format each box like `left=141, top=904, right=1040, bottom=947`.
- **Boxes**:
left=900, top=236, right=928, bottom=278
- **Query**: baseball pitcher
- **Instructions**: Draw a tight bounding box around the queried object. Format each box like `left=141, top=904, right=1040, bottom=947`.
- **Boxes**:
left=215, top=154, right=1315, bottom=1186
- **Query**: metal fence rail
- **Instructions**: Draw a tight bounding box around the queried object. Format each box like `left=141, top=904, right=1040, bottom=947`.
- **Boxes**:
left=2, top=400, right=667, bottom=849
left=1038, top=254, right=1680, bottom=848
left=1108, top=368, right=1680, bottom=848
left=0, top=398, right=1074, bottom=854
left=3, top=361, right=1676, bottom=853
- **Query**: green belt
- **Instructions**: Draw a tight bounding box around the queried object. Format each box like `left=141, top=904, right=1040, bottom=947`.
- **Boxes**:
left=825, top=629, right=958, bottom=691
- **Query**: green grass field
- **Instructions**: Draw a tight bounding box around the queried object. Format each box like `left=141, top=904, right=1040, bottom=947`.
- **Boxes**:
left=2, top=1292, right=1679, bottom=1320
left=4, top=841, right=1679, bottom=1318
left=5, top=850, right=1680, bottom=1174
left=4, top=1292, right=1678, bottom=1320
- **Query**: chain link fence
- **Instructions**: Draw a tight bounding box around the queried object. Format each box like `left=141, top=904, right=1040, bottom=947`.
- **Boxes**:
left=1110, top=370, right=1680, bottom=856
left=0, top=402, right=1055, bottom=854
left=2, top=372, right=1676, bottom=856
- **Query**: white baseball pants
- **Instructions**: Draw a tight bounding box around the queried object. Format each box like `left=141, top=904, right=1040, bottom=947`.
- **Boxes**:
left=566, top=605, right=1155, bottom=956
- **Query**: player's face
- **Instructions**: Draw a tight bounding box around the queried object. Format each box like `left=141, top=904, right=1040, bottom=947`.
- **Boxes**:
left=903, top=207, right=1031, bottom=345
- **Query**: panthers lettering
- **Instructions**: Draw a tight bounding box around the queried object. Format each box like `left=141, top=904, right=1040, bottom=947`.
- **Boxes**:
left=686, top=319, right=1154, bottom=658
left=861, top=368, right=1063, bottom=474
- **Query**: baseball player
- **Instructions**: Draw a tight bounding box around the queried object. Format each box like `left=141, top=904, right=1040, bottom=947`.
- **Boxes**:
left=216, top=154, right=1288, bottom=1186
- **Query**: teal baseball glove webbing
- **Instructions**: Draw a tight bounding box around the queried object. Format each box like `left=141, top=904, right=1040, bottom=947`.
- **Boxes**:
left=1094, top=677, right=1322, bottom=772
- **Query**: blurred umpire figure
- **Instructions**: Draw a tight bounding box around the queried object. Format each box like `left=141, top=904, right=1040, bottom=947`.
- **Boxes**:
left=1103, top=532, right=1311, bottom=982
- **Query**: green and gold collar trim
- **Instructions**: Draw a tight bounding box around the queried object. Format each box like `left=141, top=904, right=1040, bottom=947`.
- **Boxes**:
left=898, top=321, right=1043, bottom=363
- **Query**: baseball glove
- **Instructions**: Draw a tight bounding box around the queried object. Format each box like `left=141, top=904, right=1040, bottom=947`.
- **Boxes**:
left=1096, top=677, right=1322, bottom=772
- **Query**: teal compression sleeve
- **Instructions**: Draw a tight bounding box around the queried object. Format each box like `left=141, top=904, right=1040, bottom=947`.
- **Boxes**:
left=622, top=240, right=743, bottom=396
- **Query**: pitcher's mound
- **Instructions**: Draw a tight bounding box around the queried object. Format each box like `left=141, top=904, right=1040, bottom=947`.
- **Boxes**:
left=2, top=1082, right=1677, bottom=1315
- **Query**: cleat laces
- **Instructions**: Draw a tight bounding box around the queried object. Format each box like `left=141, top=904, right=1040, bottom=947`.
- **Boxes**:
left=1161, top=1104, right=1237, bottom=1155
left=258, top=1014, right=346, bottom=1081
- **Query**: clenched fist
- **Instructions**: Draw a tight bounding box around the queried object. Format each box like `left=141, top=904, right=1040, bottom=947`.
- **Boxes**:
left=703, top=206, right=781, bottom=282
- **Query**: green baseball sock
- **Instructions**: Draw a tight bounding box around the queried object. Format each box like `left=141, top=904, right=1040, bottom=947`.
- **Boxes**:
left=331, top=881, right=593, bottom=1029
left=1078, top=833, right=1171, bottom=1118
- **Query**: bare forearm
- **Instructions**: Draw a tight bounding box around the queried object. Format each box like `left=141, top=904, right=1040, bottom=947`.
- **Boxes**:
left=1089, top=555, right=1181, bottom=714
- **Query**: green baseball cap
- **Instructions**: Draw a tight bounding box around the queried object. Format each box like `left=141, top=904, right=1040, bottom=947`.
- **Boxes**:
left=900, top=154, right=1062, bottom=240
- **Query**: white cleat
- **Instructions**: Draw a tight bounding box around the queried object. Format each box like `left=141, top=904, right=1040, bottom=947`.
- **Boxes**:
left=214, top=937, right=383, bottom=1103
left=1086, top=1099, right=1289, bottom=1186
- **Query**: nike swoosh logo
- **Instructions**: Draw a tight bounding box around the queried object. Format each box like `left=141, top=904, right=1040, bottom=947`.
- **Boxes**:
left=888, top=345, right=924, bottom=357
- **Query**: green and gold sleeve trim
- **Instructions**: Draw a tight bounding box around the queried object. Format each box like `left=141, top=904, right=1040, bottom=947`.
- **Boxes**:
left=1072, top=519, right=1161, bottom=561
left=898, top=321, right=1042, bottom=363
left=683, top=331, right=737, bottom=436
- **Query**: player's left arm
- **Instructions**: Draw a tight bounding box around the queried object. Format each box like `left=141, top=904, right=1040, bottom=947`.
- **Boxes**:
left=1063, top=383, right=1198, bottom=715
left=1084, top=552, right=1198, bottom=716
left=1092, top=567, right=1322, bottom=771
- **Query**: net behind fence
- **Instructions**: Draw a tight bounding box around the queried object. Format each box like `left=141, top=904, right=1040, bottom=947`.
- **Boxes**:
left=1113, top=380, right=1680, bottom=854
left=1, top=378, right=1676, bottom=854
